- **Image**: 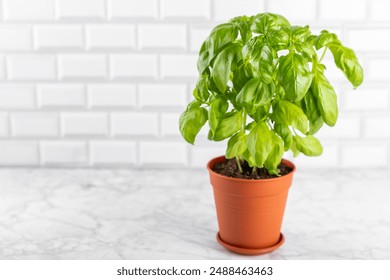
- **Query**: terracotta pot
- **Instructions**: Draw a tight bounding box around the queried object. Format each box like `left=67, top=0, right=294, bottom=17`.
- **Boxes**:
left=207, top=155, right=296, bottom=255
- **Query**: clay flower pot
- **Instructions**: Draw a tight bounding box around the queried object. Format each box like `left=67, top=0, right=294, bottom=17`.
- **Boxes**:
left=207, top=155, right=296, bottom=255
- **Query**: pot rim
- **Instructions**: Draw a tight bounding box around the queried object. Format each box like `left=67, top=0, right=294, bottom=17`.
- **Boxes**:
left=207, top=155, right=296, bottom=183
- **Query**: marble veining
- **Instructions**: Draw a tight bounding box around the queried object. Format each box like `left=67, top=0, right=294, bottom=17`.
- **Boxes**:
left=0, top=168, right=389, bottom=260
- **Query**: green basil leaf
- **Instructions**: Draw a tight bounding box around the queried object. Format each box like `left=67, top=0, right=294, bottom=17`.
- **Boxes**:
left=197, top=38, right=212, bottom=74
left=295, top=42, right=316, bottom=60
left=242, top=149, right=256, bottom=167
left=267, top=26, right=290, bottom=50
left=271, top=100, right=309, bottom=134
left=197, top=23, right=238, bottom=74
left=277, top=52, right=313, bottom=102
left=179, top=107, right=208, bottom=144
left=249, top=104, right=271, bottom=122
left=232, top=61, right=252, bottom=92
left=212, top=43, right=242, bottom=93
left=314, top=30, right=338, bottom=50
left=245, top=121, right=256, bottom=131
left=293, top=135, right=323, bottom=156
left=246, top=121, right=274, bottom=167
left=251, top=13, right=290, bottom=35
left=230, top=16, right=253, bottom=44
left=186, top=99, right=202, bottom=111
left=290, top=141, right=300, bottom=157
left=251, top=44, right=277, bottom=84
left=236, top=78, right=274, bottom=113
left=329, top=43, right=364, bottom=88
left=303, top=89, right=324, bottom=134
left=291, top=25, right=311, bottom=42
left=274, top=123, right=293, bottom=151
left=213, top=111, right=243, bottom=141
left=311, top=70, right=338, bottom=127
left=264, top=132, right=284, bottom=175
left=208, top=96, right=228, bottom=133
left=193, top=74, right=209, bottom=103
left=226, top=132, right=247, bottom=159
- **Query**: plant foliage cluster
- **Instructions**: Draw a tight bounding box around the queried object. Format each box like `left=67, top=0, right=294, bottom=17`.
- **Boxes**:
left=179, top=13, right=363, bottom=174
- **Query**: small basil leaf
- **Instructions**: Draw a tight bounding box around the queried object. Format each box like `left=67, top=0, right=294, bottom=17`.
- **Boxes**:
left=267, top=26, right=290, bottom=50
left=193, top=74, right=209, bottom=103
left=249, top=104, right=271, bottom=122
left=245, top=121, right=256, bottom=131
left=230, top=16, right=253, bottom=44
left=293, top=135, right=323, bottom=156
left=251, top=13, right=290, bottom=35
left=291, top=25, right=311, bottom=42
left=290, top=141, right=300, bottom=157
left=226, top=132, right=247, bottom=159
left=314, top=30, right=338, bottom=50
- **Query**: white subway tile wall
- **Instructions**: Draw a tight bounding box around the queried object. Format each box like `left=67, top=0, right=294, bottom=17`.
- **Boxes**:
left=0, top=0, right=389, bottom=168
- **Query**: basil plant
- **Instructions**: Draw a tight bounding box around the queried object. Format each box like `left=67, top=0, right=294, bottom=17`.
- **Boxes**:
left=179, top=13, right=363, bottom=175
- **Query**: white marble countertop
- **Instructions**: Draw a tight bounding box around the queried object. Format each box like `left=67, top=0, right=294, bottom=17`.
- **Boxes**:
left=0, top=168, right=389, bottom=260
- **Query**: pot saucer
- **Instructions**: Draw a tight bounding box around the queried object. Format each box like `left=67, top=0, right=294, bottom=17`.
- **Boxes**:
left=216, top=232, right=285, bottom=255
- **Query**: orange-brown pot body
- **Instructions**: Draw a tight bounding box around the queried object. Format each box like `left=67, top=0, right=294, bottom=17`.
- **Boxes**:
left=207, top=156, right=296, bottom=249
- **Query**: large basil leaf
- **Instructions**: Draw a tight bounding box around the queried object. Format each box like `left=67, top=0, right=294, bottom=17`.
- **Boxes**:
left=277, top=52, right=312, bottom=102
left=271, top=100, right=309, bottom=134
left=197, top=23, right=238, bottom=74
left=251, top=13, right=290, bottom=35
left=226, top=132, right=247, bottom=159
left=293, top=135, right=323, bottom=156
left=311, top=70, right=338, bottom=127
left=313, top=30, right=363, bottom=88
left=212, top=43, right=242, bottom=93
left=329, top=43, right=363, bottom=88
left=236, top=78, right=274, bottom=113
left=250, top=44, right=277, bottom=84
left=213, top=111, right=243, bottom=141
left=179, top=107, right=208, bottom=144
left=246, top=122, right=274, bottom=167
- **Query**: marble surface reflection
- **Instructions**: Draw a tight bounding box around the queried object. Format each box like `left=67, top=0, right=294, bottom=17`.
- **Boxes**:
left=0, top=168, right=389, bottom=259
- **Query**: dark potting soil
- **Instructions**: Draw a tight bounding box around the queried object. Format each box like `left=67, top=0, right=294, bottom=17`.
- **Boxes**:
left=212, top=158, right=293, bottom=180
